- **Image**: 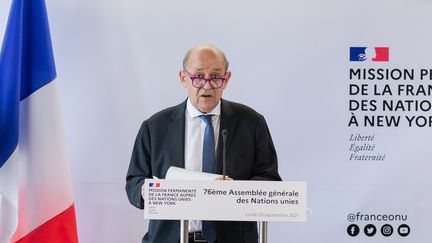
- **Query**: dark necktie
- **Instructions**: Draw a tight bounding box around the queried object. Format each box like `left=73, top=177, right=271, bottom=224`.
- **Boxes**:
left=200, top=115, right=215, bottom=173
left=200, top=115, right=217, bottom=243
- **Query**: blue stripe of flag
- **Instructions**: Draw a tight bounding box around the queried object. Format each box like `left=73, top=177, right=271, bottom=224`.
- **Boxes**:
left=0, top=0, right=56, bottom=168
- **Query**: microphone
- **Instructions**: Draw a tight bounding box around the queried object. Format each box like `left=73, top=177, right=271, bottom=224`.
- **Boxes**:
left=222, top=129, right=228, bottom=180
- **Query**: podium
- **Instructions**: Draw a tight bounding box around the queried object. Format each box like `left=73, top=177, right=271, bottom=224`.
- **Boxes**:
left=179, top=220, right=268, bottom=243
left=143, top=179, right=307, bottom=243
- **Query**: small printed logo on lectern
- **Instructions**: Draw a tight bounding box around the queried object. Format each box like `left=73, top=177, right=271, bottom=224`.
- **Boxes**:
left=149, top=182, right=160, bottom=187
left=349, top=47, right=389, bottom=62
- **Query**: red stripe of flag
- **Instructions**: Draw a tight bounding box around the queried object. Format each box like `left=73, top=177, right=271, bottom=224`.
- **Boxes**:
left=15, top=205, right=78, bottom=243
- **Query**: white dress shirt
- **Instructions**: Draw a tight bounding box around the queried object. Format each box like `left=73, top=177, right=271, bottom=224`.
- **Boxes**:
left=184, top=98, right=220, bottom=232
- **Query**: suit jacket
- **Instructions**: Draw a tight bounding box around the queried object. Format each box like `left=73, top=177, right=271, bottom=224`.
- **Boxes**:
left=126, top=99, right=281, bottom=243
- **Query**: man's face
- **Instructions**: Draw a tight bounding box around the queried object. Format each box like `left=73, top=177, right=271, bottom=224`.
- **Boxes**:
left=179, top=49, right=231, bottom=113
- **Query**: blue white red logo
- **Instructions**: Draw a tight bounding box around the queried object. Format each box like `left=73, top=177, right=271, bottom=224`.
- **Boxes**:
left=350, top=47, right=389, bottom=62
left=149, top=182, right=160, bottom=187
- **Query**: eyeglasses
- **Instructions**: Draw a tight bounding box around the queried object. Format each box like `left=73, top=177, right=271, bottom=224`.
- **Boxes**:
left=184, top=70, right=226, bottom=89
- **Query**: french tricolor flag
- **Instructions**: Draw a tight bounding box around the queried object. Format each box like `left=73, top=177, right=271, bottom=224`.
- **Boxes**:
left=0, top=0, right=78, bottom=242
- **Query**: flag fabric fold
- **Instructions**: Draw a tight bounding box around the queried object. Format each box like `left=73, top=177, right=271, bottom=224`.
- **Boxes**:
left=0, top=0, right=78, bottom=242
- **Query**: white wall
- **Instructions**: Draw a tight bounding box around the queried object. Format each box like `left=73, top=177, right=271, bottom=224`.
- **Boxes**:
left=2, top=0, right=432, bottom=242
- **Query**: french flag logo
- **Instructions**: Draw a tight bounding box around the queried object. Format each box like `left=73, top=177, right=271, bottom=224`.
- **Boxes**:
left=350, top=47, right=389, bottom=62
left=149, top=183, right=161, bottom=188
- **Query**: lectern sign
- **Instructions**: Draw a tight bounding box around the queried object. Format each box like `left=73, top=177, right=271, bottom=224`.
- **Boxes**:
left=143, top=180, right=307, bottom=222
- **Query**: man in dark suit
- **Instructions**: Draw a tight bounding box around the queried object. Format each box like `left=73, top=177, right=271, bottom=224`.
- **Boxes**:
left=126, top=44, right=281, bottom=243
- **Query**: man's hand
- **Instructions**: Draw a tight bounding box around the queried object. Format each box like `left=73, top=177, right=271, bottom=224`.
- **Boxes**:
left=141, top=182, right=145, bottom=199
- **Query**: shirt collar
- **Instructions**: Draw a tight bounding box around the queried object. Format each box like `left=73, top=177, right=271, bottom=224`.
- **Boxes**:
left=186, top=98, right=221, bottom=118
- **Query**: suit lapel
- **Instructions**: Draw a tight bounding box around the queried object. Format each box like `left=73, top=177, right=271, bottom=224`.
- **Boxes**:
left=167, top=99, right=235, bottom=175
left=167, top=101, right=186, bottom=172
left=216, top=99, right=237, bottom=174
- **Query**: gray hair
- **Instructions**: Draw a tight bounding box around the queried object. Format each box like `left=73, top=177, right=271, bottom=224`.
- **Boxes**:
left=182, top=44, right=229, bottom=71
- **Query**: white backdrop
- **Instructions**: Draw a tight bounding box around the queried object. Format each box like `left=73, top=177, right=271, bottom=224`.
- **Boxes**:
left=1, top=0, right=431, bottom=242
